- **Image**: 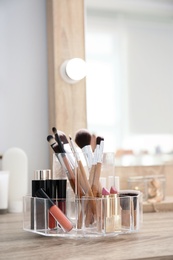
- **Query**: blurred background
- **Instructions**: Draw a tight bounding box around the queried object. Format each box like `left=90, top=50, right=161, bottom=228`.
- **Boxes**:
left=1, top=0, right=173, bottom=192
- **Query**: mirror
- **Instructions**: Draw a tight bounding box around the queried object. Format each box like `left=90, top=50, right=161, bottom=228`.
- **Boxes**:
left=85, top=0, right=173, bottom=155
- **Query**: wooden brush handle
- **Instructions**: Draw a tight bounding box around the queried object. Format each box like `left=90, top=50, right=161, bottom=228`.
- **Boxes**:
left=62, top=155, right=84, bottom=197
left=77, top=160, right=94, bottom=198
left=76, top=160, right=97, bottom=228
left=85, top=162, right=102, bottom=225
left=89, top=164, right=96, bottom=185
left=91, top=162, right=102, bottom=196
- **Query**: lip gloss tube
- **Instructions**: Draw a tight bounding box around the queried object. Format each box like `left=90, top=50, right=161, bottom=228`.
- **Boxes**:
left=35, top=188, right=73, bottom=232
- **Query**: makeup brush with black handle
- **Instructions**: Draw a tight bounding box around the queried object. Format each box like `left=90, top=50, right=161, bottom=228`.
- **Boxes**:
left=47, top=132, right=76, bottom=195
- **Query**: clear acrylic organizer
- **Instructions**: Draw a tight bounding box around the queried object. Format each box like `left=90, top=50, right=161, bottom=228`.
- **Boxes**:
left=23, top=152, right=142, bottom=238
left=23, top=190, right=142, bottom=238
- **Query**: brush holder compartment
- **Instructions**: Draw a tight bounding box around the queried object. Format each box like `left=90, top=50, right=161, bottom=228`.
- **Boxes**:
left=52, top=152, right=117, bottom=197
left=23, top=190, right=142, bottom=238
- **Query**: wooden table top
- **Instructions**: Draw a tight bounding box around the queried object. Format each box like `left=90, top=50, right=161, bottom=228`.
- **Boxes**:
left=0, top=211, right=173, bottom=260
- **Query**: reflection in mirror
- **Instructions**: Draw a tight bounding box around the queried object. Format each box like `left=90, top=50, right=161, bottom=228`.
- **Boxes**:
left=85, top=0, right=173, bottom=156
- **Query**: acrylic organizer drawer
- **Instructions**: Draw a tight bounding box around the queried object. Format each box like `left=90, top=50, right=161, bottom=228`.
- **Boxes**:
left=23, top=190, right=142, bottom=238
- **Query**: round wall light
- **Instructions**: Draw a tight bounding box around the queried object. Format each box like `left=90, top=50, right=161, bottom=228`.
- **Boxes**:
left=60, top=58, right=87, bottom=84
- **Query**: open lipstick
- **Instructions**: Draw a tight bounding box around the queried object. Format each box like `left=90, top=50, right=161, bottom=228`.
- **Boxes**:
left=35, top=188, right=73, bottom=233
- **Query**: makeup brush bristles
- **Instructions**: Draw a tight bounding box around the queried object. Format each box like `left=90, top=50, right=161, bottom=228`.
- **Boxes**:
left=47, top=135, right=54, bottom=144
left=75, top=128, right=91, bottom=149
left=58, top=130, right=69, bottom=145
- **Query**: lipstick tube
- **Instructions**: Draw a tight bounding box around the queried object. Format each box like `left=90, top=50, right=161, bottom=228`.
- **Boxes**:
left=57, top=179, right=67, bottom=214
left=109, top=186, right=121, bottom=231
left=31, top=169, right=51, bottom=230
left=32, top=169, right=51, bottom=196
left=35, top=188, right=73, bottom=232
left=102, top=187, right=122, bottom=233
left=102, top=188, right=114, bottom=233
left=46, top=178, right=58, bottom=230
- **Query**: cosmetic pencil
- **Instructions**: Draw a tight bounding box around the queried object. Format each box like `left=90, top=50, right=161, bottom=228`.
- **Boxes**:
left=35, top=188, right=73, bottom=232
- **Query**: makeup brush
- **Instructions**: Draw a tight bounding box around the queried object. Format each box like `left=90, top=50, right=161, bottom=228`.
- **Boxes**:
left=70, top=134, right=97, bottom=227
left=89, top=136, right=102, bottom=187
left=58, top=131, right=71, bottom=153
left=47, top=132, right=77, bottom=195
left=69, top=135, right=96, bottom=228
left=47, top=135, right=61, bottom=154
left=91, top=136, right=104, bottom=197
left=85, top=136, right=104, bottom=226
left=52, top=127, right=65, bottom=153
left=47, top=134, right=69, bottom=179
left=58, top=131, right=75, bottom=167
left=58, top=132, right=90, bottom=198
left=75, top=128, right=93, bottom=169
left=69, top=136, right=94, bottom=197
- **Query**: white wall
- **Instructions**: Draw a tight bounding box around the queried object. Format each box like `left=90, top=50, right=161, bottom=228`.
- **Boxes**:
left=0, top=0, right=49, bottom=193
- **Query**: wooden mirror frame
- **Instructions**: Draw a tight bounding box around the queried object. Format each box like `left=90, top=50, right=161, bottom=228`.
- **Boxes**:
left=46, top=0, right=87, bottom=139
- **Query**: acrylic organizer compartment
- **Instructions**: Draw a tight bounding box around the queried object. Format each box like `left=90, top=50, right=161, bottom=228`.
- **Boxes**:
left=23, top=151, right=142, bottom=238
left=23, top=190, right=142, bottom=238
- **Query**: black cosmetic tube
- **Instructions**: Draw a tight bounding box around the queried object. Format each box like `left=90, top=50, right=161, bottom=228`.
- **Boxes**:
left=31, top=169, right=51, bottom=230
left=57, top=179, right=67, bottom=214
